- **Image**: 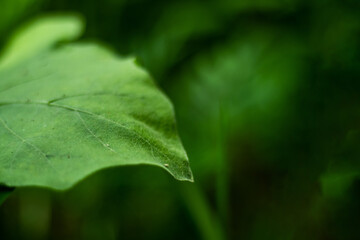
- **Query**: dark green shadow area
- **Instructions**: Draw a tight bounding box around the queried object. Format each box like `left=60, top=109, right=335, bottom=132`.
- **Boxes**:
left=0, top=185, right=14, bottom=205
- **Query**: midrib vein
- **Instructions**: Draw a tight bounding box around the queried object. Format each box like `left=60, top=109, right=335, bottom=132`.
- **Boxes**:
left=0, top=101, right=174, bottom=165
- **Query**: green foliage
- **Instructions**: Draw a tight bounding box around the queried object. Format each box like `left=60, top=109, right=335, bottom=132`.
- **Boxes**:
left=0, top=0, right=43, bottom=44
left=167, top=27, right=306, bottom=176
left=0, top=16, right=192, bottom=190
left=0, top=14, right=83, bottom=69
left=1, top=0, right=360, bottom=239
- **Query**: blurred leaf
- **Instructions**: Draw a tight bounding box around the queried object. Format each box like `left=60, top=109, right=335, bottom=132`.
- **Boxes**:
left=214, top=0, right=299, bottom=13
left=135, top=1, right=221, bottom=79
left=321, top=171, right=359, bottom=199
left=0, top=0, right=42, bottom=40
left=0, top=16, right=193, bottom=190
left=320, top=130, right=360, bottom=199
left=0, top=14, right=84, bottom=69
left=167, top=27, right=306, bottom=176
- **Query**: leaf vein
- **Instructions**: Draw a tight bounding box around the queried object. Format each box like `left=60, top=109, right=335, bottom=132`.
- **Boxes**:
left=0, top=117, right=59, bottom=173
left=0, top=102, right=173, bottom=166
left=76, top=111, right=116, bottom=153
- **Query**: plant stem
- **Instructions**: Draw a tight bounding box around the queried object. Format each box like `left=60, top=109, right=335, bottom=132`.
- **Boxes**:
left=181, top=183, right=226, bottom=240
left=216, top=102, right=229, bottom=235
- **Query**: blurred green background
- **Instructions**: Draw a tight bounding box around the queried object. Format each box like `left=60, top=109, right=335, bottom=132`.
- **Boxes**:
left=1, top=0, right=360, bottom=239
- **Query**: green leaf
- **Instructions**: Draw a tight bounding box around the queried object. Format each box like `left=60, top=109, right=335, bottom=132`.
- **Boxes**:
left=167, top=27, right=306, bottom=176
left=0, top=0, right=42, bottom=38
left=0, top=16, right=193, bottom=190
left=0, top=14, right=84, bottom=69
left=320, top=171, right=359, bottom=199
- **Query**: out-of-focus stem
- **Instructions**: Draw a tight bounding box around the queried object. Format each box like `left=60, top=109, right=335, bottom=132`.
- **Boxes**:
left=216, top=102, right=229, bottom=236
left=181, top=183, right=226, bottom=240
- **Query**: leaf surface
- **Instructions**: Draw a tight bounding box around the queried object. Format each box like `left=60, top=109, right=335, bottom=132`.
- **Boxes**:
left=0, top=16, right=193, bottom=190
